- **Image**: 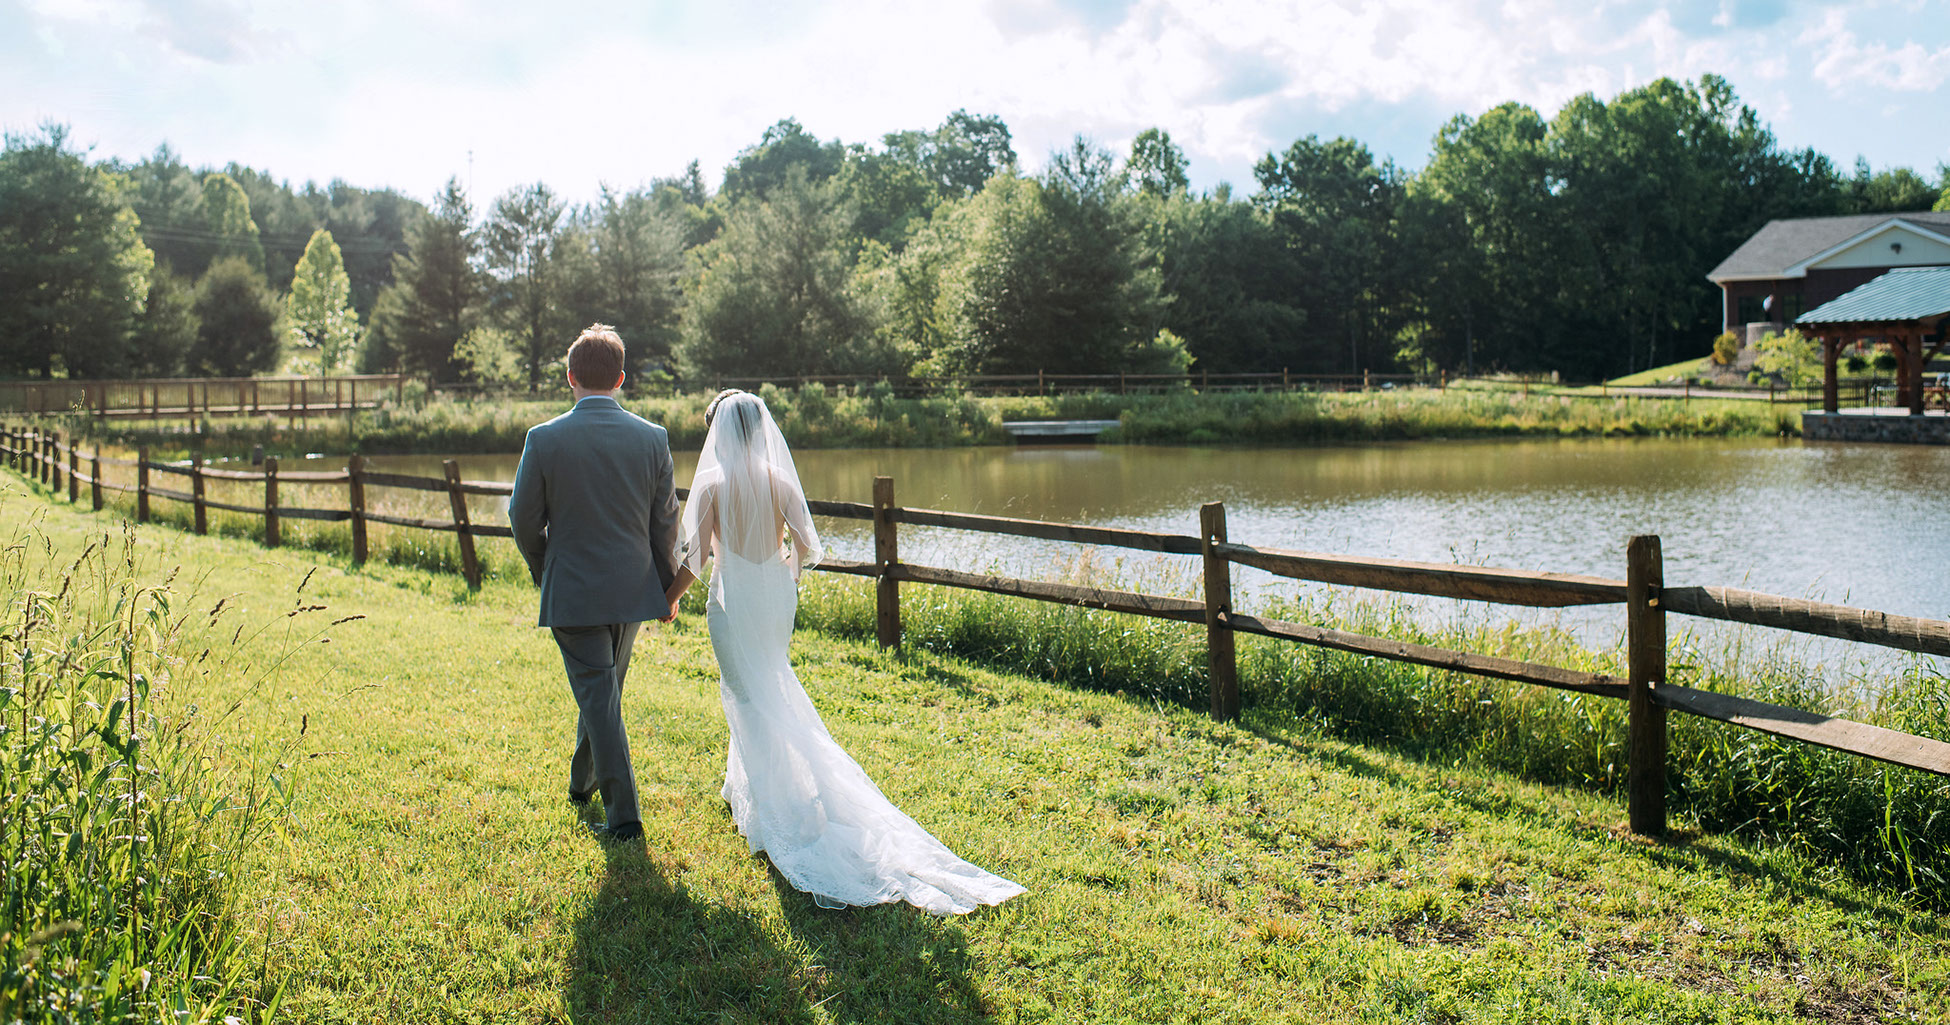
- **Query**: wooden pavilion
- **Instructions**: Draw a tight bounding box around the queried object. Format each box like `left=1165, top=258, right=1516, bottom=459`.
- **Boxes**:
left=1797, top=266, right=1950, bottom=416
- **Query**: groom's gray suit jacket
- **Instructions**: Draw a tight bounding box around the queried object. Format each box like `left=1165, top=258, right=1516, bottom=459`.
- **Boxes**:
left=508, top=395, right=680, bottom=627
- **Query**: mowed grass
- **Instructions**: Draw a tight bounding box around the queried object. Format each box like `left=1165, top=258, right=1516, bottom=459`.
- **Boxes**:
left=4, top=478, right=1947, bottom=1023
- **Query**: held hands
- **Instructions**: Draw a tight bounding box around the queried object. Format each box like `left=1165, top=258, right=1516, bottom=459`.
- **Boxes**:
left=661, top=566, right=697, bottom=623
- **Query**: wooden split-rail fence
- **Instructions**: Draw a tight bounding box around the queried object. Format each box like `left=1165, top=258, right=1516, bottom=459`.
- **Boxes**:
left=0, top=374, right=412, bottom=424
left=5, top=423, right=1947, bottom=837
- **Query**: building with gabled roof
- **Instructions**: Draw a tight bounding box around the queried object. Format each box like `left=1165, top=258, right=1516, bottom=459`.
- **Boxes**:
left=1707, top=211, right=1950, bottom=334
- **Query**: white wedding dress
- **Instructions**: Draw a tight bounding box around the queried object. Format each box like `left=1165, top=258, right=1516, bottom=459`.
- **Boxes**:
left=681, top=394, right=1025, bottom=916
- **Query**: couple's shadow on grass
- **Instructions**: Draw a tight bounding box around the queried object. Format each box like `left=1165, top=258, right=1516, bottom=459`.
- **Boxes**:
left=564, top=842, right=991, bottom=1024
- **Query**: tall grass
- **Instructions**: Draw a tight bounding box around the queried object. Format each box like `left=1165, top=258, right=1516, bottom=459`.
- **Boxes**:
left=0, top=500, right=319, bottom=1023
left=791, top=571, right=1950, bottom=908
left=60, top=382, right=1794, bottom=461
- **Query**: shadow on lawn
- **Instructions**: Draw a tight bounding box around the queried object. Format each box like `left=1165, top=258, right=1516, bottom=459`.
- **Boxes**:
left=768, top=870, right=995, bottom=1025
left=563, top=844, right=813, bottom=1024
left=562, top=843, right=994, bottom=1025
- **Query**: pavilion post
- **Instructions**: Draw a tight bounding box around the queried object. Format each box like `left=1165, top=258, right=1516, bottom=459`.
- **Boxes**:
left=1822, top=336, right=1840, bottom=413
left=1907, top=332, right=1925, bottom=416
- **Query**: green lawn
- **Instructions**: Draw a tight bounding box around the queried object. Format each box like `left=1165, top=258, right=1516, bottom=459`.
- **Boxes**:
left=1605, top=357, right=1710, bottom=388
left=5, top=477, right=1946, bottom=1023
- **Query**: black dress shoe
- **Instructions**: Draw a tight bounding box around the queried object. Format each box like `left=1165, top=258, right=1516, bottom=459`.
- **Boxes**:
left=587, top=821, right=643, bottom=844
left=568, top=788, right=593, bottom=808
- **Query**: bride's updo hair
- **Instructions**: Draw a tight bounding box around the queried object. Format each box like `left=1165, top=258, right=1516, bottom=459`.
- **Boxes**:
left=704, top=388, right=746, bottom=429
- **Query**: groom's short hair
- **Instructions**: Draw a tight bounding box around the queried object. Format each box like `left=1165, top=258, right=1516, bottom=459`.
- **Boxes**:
left=568, top=324, right=626, bottom=390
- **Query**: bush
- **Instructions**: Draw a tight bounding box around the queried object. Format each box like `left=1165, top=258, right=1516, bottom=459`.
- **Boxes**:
left=1750, top=329, right=1822, bottom=388
left=1711, top=330, right=1741, bottom=366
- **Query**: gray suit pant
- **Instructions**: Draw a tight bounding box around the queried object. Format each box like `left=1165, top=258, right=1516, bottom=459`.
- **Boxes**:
left=555, top=622, right=642, bottom=829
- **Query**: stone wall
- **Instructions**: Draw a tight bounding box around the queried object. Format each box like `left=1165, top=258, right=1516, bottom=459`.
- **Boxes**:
left=1802, top=411, right=1950, bottom=444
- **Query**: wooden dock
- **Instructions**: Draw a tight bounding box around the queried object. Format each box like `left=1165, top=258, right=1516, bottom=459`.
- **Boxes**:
left=1001, top=419, right=1120, bottom=441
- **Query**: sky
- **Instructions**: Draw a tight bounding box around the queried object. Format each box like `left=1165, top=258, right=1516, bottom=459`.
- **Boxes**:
left=3, top=0, right=1948, bottom=210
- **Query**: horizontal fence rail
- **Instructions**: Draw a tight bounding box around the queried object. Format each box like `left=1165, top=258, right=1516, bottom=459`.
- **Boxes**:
left=5, top=422, right=1947, bottom=838
left=0, top=374, right=413, bottom=422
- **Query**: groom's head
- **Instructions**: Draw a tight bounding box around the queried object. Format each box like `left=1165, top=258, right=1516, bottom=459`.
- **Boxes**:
left=567, top=324, right=626, bottom=395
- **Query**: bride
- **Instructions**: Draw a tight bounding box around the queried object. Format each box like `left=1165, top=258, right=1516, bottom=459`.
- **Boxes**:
left=662, top=390, right=1026, bottom=916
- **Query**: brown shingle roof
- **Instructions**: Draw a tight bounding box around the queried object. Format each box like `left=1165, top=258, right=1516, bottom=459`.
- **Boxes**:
left=1707, top=211, right=1950, bottom=281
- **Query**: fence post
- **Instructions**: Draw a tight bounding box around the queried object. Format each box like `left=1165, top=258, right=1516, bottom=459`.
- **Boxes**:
left=873, top=475, right=901, bottom=651
left=1626, top=534, right=1667, bottom=837
left=1202, top=501, right=1239, bottom=722
left=136, top=446, right=150, bottom=523
left=67, top=439, right=78, bottom=502
left=348, top=454, right=369, bottom=564
left=40, top=430, right=53, bottom=486
left=190, top=455, right=207, bottom=535
left=442, top=459, right=481, bottom=589
left=47, top=432, right=60, bottom=490
left=263, top=457, right=280, bottom=548
left=90, top=445, right=102, bottom=511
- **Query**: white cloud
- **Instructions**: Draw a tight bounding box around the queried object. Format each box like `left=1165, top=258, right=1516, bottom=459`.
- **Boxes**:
left=4, top=0, right=1948, bottom=202
left=1803, top=7, right=1950, bottom=91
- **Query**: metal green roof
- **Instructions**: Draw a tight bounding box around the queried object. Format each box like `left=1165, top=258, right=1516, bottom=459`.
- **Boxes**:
left=1797, top=266, right=1950, bottom=325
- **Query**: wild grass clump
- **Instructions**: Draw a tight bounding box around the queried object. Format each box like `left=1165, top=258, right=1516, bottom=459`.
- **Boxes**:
left=61, top=383, right=1791, bottom=460
left=795, top=572, right=1950, bottom=907
left=0, top=506, right=321, bottom=1023
left=71, top=383, right=1010, bottom=460
left=1105, top=388, right=1796, bottom=443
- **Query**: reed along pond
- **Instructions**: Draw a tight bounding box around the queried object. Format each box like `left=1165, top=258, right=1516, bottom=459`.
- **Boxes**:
left=264, top=437, right=1950, bottom=681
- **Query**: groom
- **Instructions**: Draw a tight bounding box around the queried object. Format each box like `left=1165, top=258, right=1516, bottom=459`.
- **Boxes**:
left=508, top=324, right=680, bottom=845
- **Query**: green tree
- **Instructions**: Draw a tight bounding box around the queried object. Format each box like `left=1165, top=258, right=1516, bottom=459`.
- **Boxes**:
left=484, top=182, right=568, bottom=389
left=0, top=124, right=154, bottom=379
left=584, top=185, right=686, bottom=366
left=366, top=177, right=482, bottom=378
left=1844, top=160, right=1940, bottom=213
left=652, top=160, right=720, bottom=249
left=190, top=255, right=281, bottom=375
left=840, top=110, right=1016, bottom=250
left=129, top=266, right=199, bottom=377
left=287, top=228, right=362, bottom=373
left=720, top=119, right=846, bottom=204
left=1125, top=128, right=1189, bottom=198
left=200, top=172, right=266, bottom=275
left=678, top=169, right=880, bottom=378
left=1254, top=135, right=1404, bottom=374
left=1139, top=190, right=1305, bottom=371
left=123, top=143, right=211, bottom=278
left=921, top=150, right=1164, bottom=374
left=451, top=325, right=523, bottom=385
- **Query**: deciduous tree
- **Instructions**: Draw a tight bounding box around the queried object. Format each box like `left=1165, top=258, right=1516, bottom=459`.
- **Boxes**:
left=288, top=228, right=362, bottom=373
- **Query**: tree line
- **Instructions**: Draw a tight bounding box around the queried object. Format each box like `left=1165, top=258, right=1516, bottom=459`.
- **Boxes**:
left=4, top=75, right=1947, bottom=386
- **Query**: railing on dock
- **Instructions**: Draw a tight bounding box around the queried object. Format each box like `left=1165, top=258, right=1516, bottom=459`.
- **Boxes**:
left=0, top=374, right=412, bottom=423
left=5, top=422, right=1946, bottom=838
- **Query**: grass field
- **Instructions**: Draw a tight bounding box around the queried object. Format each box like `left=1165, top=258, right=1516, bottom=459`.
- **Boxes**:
left=4, top=474, right=1947, bottom=1023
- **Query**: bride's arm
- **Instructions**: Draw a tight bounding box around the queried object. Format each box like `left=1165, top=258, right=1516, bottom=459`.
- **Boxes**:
left=771, top=471, right=818, bottom=577
left=663, top=482, right=716, bottom=619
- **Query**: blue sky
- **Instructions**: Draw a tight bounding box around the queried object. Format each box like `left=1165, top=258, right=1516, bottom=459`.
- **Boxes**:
left=3, top=0, right=1947, bottom=209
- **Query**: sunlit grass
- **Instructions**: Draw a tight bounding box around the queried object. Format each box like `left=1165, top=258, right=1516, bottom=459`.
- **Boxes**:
left=5, top=465, right=1947, bottom=1023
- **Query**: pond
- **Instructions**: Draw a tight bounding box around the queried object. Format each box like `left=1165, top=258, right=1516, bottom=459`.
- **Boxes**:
left=263, top=438, right=1948, bottom=664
